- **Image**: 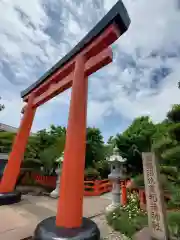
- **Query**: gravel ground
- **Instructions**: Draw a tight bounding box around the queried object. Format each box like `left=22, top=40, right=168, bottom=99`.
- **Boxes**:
left=92, top=214, right=129, bottom=240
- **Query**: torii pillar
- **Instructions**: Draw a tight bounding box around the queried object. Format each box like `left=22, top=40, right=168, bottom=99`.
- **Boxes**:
left=0, top=1, right=130, bottom=239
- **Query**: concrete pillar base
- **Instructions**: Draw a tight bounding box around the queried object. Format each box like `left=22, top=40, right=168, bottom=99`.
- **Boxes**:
left=33, top=216, right=100, bottom=240
left=105, top=203, right=120, bottom=213
left=50, top=169, right=61, bottom=199
left=50, top=190, right=59, bottom=198
left=0, top=191, right=21, bottom=205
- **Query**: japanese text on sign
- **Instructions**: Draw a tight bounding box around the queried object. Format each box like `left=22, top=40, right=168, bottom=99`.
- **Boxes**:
left=142, top=152, right=168, bottom=239
left=145, top=155, right=162, bottom=232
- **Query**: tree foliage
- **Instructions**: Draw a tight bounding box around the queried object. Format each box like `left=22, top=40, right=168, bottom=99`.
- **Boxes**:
left=0, top=132, right=15, bottom=153
left=1, top=103, right=180, bottom=180
left=152, top=104, right=180, bottom=169
left=0, top=97, right=4, bottom=111
left=23, top=126, right=108, bottom=175
left=85, top=127, right=105, bottom=168
left=113, top=116, right=156, bottom=175
left=167, top=104, right=180, bottom=123
left=23, top=125, right=66, bottom=174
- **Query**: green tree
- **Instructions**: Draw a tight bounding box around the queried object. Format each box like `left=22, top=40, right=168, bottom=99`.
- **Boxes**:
left=0, top=97, right=4, bottom=111
left=48, top=125, right=66, bottom=142
left=39, top=135, right=65, bottom=175
left=152, top=104, right=180, bottom=169
left=23, top=125, right=66, bottom=174
left=167, top=104, right=180, bottom=123
left=107, top=136, right=116, bottom=146
left=115, top=116, right=156, bottom=175
left=0, top=132, right=15, bottom=153
left=85, top=127, right=105, bottom=168
left=24, top=129, right=52, bottom=162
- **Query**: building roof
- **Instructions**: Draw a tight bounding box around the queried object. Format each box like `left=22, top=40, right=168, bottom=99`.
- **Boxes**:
left=0, top=153, right=8, bottom=160
left=0, top=123, right=34, bottom=136
left=0, top=123, right=18, bottom=133
left=21, top=0, right=130, bottom=98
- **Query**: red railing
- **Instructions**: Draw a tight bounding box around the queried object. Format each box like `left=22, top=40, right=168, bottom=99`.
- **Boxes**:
left=84, top=179, right=112, bottom=196
left=22, top=173, right=112, bottom=196
left=32, top=174, right=57, bottom=188
left=20, top=173, right=132, bottom=197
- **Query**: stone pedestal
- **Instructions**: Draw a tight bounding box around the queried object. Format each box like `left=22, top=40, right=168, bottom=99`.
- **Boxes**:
left=33, top=216, right=100, bottom=240
left=106, top=179, right=121, bottom=212
left=50, top=168, right=61, bottom=198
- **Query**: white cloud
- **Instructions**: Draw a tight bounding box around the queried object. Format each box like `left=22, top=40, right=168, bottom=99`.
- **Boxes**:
left=87, top=100, right=112, bottom=126
left=0, top=97, right=23, bottom=128
left=97, top=0, right=180, bottom=124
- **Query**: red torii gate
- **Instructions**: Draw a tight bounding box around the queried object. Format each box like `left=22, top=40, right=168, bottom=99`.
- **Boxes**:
left=0, top=1, right=130, bottom=239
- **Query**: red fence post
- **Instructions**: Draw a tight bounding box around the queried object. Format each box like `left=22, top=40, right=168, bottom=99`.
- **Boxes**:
left=121, top=181, right=127, bottom=206
left=139, top=189, right=146, bottom=210
left=94, top=180, right=100, bottom=196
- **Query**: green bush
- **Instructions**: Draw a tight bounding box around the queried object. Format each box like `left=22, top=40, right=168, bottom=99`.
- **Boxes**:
left=84, top=167, right=100, bottom=180
left=106, top=191, right=180, bottom=239
left=167, top=187, right=180, bottom=209
left=20, top=176, right=37, bottom=186
left=93, top=160, right=110, bottom=179
left=125, top=192, right=141, bottom=217
left=106, top=207, right=147, bottom=237
left=167, top=211, right=180, bottom=239
left=160, top=166, right=178, bottom=178
left=107, top=196, right=180, bottom=240
left=106, top=192, right=147, bottom=237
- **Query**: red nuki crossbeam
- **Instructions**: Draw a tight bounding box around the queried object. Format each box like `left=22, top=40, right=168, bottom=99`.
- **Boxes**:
left=32, top=48, right=113, bottom=108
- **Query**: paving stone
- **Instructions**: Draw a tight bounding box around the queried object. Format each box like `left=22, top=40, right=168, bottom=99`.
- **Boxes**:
left=0, top=207, right=29, bottom=233
left=0, top=194, right=112, bottom=239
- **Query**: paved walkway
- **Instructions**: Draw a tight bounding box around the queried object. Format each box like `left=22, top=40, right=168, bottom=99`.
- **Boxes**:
left=0, top=193, right=120, bottom=240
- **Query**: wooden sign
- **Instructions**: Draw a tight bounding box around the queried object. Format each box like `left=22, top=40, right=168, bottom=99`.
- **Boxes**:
left=142, top=152, right=169, bottom=240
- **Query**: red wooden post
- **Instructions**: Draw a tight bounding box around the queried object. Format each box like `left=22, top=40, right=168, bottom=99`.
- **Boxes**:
left=56, top=55, right=88, bottom=228
left=94, top=180, right=100, bottom=195
left=121, top=180, right=127, bottom=205
left=139, top=189, right=146, bottom=209
left=0, top=94, right=36, bottom=193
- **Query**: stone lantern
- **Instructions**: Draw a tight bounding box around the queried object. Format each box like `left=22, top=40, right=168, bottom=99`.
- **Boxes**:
left=106, top=146, right=127, bottom=212
left=50, top=152, right=64, bottom=198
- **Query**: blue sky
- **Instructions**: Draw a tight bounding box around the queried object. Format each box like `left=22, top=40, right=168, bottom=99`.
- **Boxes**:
left=0, top=0, right=180, bottom=142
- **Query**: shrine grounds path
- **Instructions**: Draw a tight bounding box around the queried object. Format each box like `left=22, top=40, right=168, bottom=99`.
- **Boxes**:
left=0, top=193, right=124, bottom=240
